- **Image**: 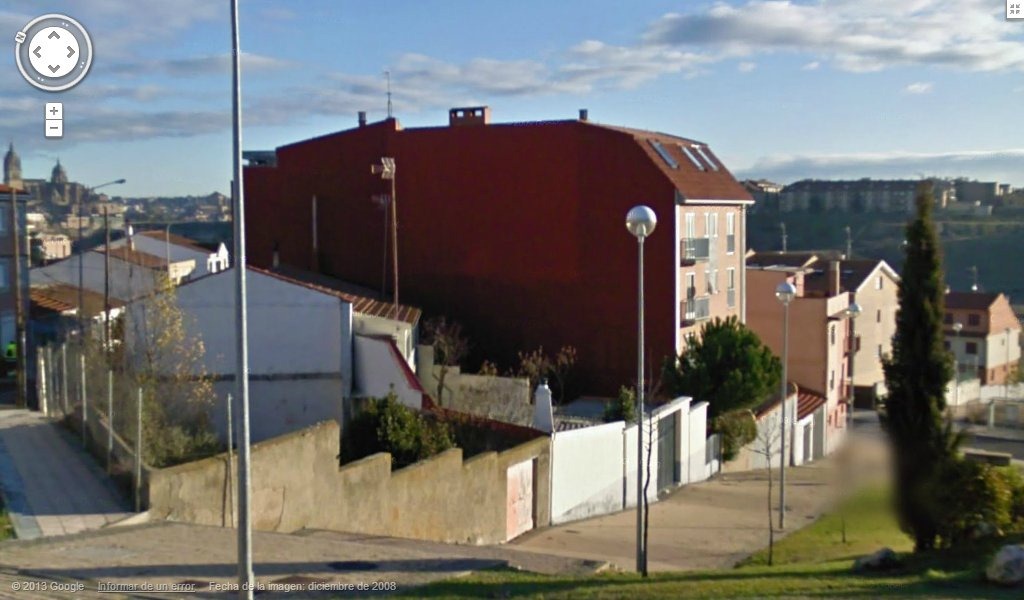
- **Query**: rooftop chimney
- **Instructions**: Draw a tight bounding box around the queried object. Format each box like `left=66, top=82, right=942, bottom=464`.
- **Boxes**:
left=829, top=261, right=841, bottom=296
left=579, top=108, right=589, bottom=121
left=358, top=111, right=367, bottom=127
left=448, top=106, right=491, bottom=127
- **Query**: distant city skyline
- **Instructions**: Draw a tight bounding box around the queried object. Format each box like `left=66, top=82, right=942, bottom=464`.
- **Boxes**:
left=2, top=0, right=1022, bottom=196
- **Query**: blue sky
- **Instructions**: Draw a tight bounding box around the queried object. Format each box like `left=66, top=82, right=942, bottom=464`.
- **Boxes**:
left=2, top=0, right=1023, bottom=197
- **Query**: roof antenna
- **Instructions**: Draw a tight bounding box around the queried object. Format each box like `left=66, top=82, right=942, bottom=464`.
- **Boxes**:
left=385, top=70, right=393, bottom=119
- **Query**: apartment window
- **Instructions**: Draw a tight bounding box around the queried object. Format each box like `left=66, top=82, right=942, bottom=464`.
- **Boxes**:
left=0, top=260, right=8, bottom=290
left=705, top=269, right=718, bottom=294
left=877, top=309, right=882, bottom=323
left=968, top=313, right=981, bottom=327
left=648, top=140, right=678, bottom=169
left=830, top=325, right=836, bottom=346
left=966, top=342, right=978, bottom=355
left=876, top=275, right=883, bottom=290
left=0, top=206, right=6, bottom=234
left=726, top=212, right=736, bottom=254
left=684, top=212, right=696, bottom=239
left=685, top=273, right=697, bottom=299
left=727, top=268, right=736, bottom=308
left=829, top=370, right=835, bottom=391
left=705, top=213, right=718, bottom=238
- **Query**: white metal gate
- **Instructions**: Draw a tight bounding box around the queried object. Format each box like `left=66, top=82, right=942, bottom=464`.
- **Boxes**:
left=506, top=459, right=534, bottom=540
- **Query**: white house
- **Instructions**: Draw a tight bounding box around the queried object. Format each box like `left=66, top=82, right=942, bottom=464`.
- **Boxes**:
left=127, top=265, right=423, bottom=442
left=110, top=230, right=229, bottom=278
left=31, top=246, right=194, bottom=302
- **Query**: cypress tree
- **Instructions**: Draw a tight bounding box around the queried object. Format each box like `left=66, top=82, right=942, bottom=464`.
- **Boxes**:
left=881, top=183, right=958, bottom=551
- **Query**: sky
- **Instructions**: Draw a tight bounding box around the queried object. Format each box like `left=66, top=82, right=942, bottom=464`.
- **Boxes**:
left=1, top=0, right=1023, bottom=197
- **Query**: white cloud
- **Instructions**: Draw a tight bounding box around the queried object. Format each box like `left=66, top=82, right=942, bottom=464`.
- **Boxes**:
left=802, top=61, right=821, bottom=70
left=735, top=148, right=1024, bottom=184
left=904, top=82, right=934, bottom=94
left=738, top=61, right=757, bottom=72
left=644, top=1, right=1024, bottom=73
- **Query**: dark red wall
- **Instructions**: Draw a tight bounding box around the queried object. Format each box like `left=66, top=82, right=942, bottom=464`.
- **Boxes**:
left=245, top=120, right=678, bottom=395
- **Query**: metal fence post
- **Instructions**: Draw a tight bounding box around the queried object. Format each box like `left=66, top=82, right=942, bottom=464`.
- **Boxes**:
left=61, top=343, right=68, bottom=417
left=226, top=393, right=234, bottom=527
left=107, top=369, right=114, bottom=473
left=135, top=387, right=143, bottom=512
left=81, top=353, right=88, bottom=447
left=37, top=352, right=47, bottom=416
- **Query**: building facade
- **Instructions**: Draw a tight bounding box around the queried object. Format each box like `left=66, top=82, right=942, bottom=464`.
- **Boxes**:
left=780, top=178, right=954, bottom=213
left=944, top=291, right=1022, bottom=385
left=746, top=262, right=853, bottom=454
left=243, top=108, right=753, bottom=394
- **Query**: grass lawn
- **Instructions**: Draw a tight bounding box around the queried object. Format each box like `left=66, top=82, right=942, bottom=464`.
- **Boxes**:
left=405, top=487, right=1023, bottom=599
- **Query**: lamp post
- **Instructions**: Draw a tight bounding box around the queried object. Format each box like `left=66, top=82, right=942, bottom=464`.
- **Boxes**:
left=953, top=322, right=963, bottom=408
left=229, top=0, right=254, bottom=597
left=845, top=302, right=861, bottom=434
left=1006, top=327, right=1012, bottom=402
left=775, top=280, right=796, bottom=530
left=79, top=179, right=125, bottom=337
left=626, top=205, right=656, bottom=577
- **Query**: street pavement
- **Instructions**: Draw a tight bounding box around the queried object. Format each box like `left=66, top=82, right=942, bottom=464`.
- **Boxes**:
left=511, top=414, right=890, bottom=572
left=0, top=408, right=131, bottom=539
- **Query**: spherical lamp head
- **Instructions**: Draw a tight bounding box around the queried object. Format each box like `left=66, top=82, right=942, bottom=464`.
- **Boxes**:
left=775, top=281, right=797, bottom=305
left=625, top=205, right=657, bottom=240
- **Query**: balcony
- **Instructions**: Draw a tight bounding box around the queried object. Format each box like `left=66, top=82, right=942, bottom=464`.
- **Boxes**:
left=681, top=296, right=711, bottom=326
left=680, top=237, right=711, bottom=265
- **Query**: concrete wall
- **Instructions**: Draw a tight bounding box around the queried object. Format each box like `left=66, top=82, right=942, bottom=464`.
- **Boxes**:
left=210, top=379, right=343, bottom=443
left=353, top=335, right=424, bottom=409
left=148, top=420, right=551, bottom=544
left=551, top=421, right=625, bottom=524
left=416, top=346, right=532, bottom=425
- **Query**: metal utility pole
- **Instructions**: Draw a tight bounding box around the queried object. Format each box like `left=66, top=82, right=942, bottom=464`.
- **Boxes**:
left=10, top=187, right=26, bottom=407
left=78, top=190, right=85, bottom=337
left=775, top=281, right=796, bottom=530
left=229, top=0, right=255, bottom=596
left=103, top=207, right=111, bottom=348
left=134, top=387, right=142, bottom=512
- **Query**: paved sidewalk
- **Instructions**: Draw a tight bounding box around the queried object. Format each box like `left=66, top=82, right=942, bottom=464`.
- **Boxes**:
left=0, top=409, right=131, bottom=539
left=0, top=521, right=600, bottom=598
left=512, top=431, right=889, bottom=572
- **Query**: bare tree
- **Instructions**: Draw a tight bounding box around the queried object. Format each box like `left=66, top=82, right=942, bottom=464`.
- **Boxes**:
left=751, top=410, right=782, bottom=566
left=550, top=345, right=578, bottom=403
left=422, top=317, right=469, bottom=405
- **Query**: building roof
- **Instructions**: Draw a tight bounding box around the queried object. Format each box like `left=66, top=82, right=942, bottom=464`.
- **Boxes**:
left=746, top=252, right=821, bottom=269
left=95, top=246, right=169, bottom=269
left=30, top=283, right=124, bottom=318
left=796, top=390, right=827, bottom=421
left=136, top=230, right=212, bottom=254
left=945, top=291, right=1000, bottom=311
left=253, top=266, right=422, bottom=326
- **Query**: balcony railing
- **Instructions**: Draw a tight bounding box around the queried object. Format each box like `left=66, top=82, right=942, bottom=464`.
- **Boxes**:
left=680, top=237, right=711, bottom=265
left=681, top=295, right=711, bottom=325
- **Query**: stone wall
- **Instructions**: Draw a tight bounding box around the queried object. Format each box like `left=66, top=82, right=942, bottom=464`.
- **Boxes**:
left=147, top=420, right=550, bottom=544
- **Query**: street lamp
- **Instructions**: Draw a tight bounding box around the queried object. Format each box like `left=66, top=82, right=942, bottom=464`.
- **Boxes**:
left=626, top=205, right=656, bottom=577
left=845, top=302, right=861, bottom=434
left=775, top=280, right=796, bottom=530
left=79, top=179, right=125, bottom=336
left=953, top=322, right=963, bottom=408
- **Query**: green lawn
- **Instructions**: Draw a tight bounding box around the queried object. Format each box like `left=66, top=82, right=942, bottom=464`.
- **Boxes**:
left=405, top=488, right=1022, bottom=599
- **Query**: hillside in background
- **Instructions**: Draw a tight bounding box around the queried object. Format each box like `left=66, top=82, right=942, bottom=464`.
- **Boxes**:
left=747, top=208, right=1024, bottom=303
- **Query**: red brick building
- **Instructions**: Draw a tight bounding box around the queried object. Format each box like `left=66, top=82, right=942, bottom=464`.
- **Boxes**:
left=244, top=108, right=753, bottom=394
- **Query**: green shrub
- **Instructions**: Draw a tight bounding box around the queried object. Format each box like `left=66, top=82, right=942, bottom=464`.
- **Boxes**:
left=343, top=393, right=454, bottom=469
left=713, top=409, right=757, bottom=461
left=603, top=386, right=636, bottom=424
left=927, top=459, right=1020, bottom=547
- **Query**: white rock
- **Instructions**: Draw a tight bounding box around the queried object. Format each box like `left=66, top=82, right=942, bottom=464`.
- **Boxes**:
left=986, top=544, right=1024, bottom=586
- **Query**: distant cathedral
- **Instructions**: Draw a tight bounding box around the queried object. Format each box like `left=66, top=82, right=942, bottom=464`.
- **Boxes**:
left=4, top=143, right=88, bottom=211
